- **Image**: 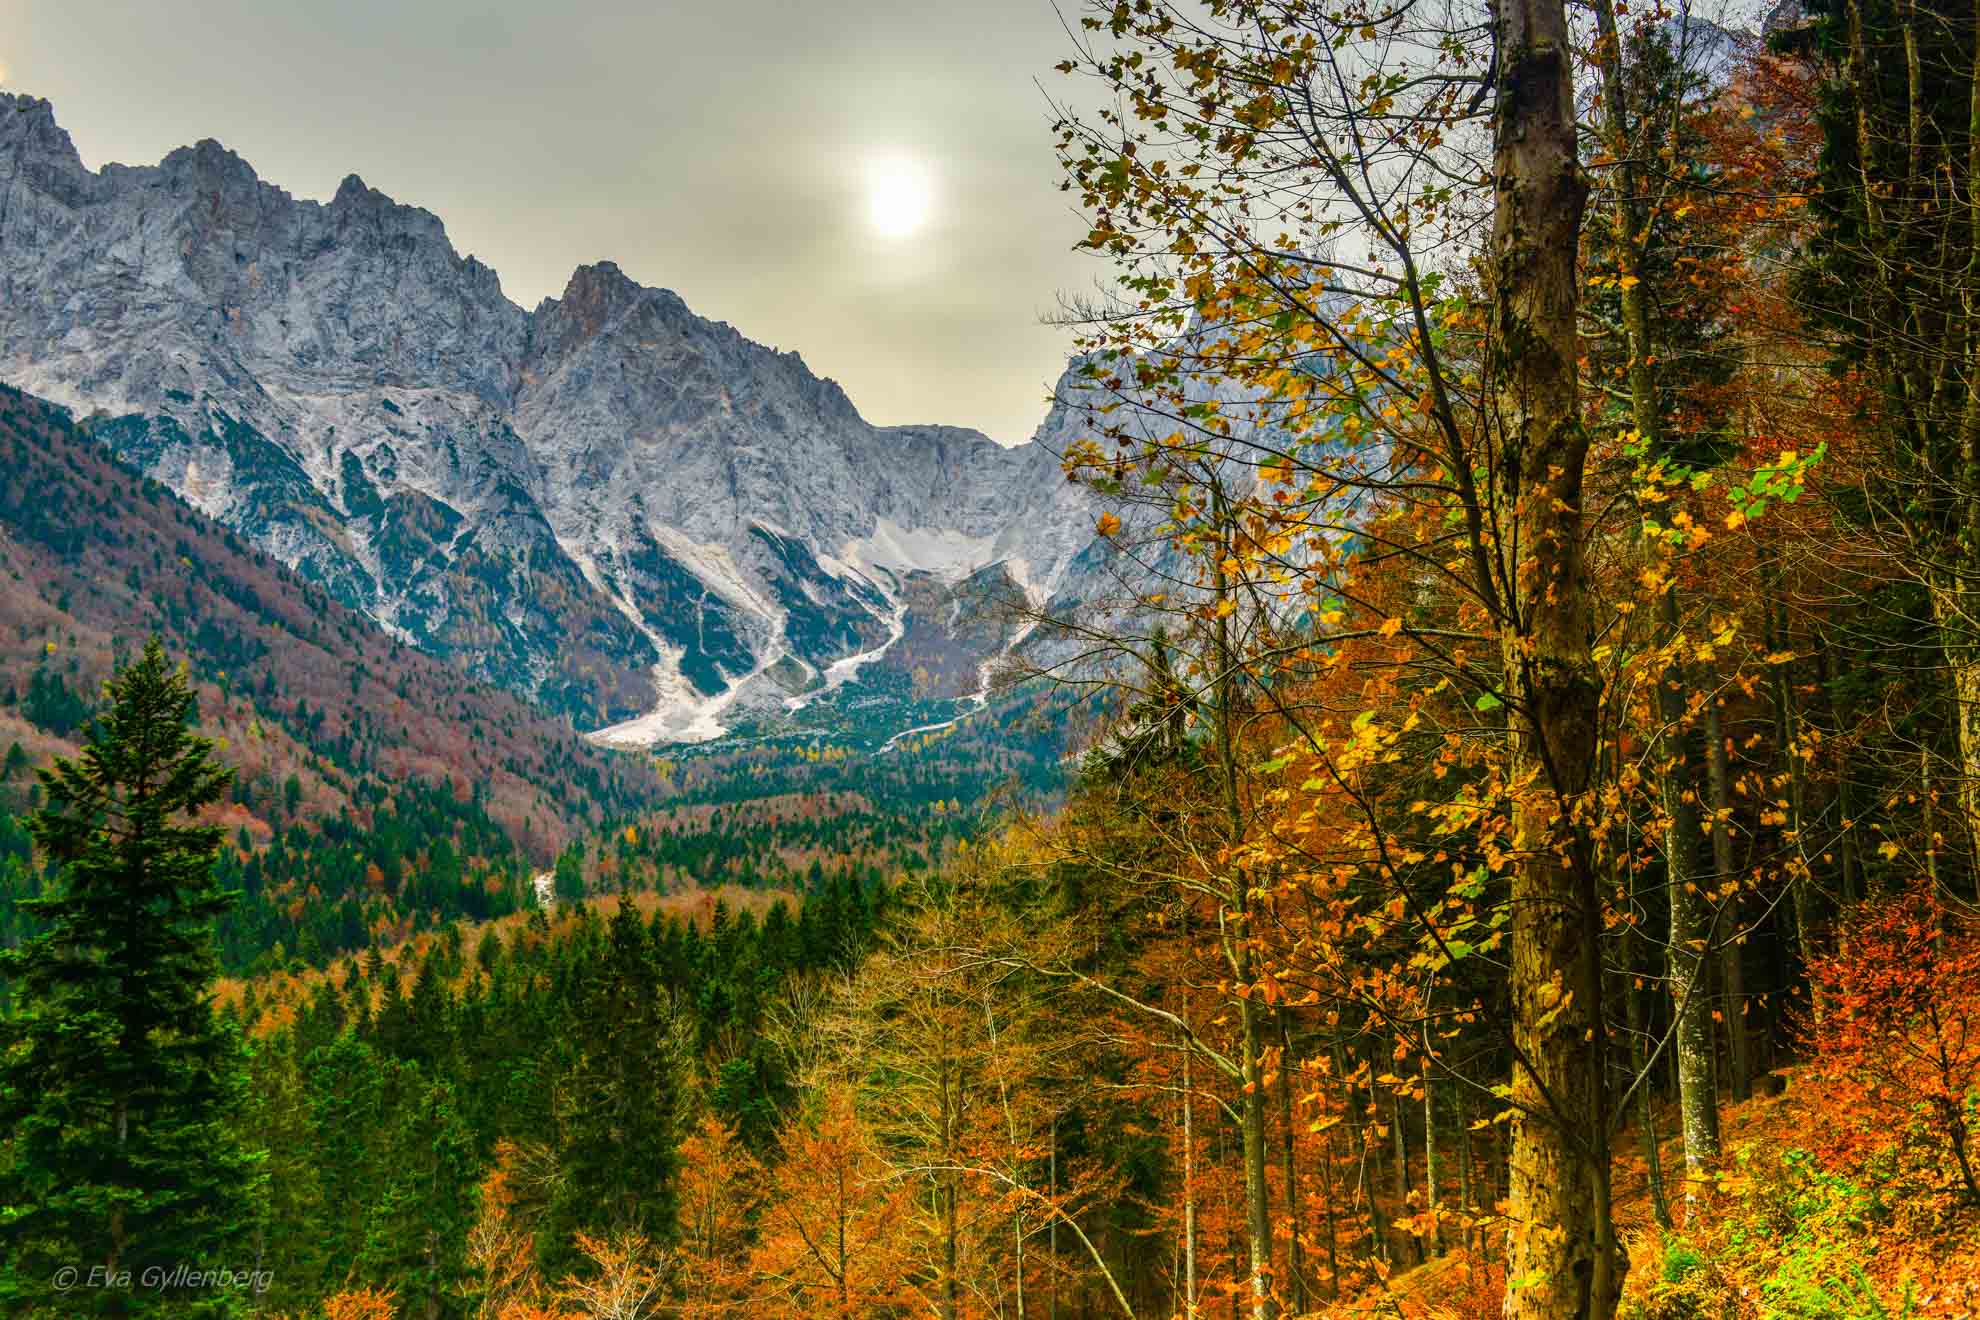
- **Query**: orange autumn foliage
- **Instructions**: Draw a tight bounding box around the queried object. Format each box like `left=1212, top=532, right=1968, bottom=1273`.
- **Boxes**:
left=552, top=1229, right=666, bottom=1320
left=675, top=1117, right=759, bottom=1316
left=747, top=1087, right=920, bottom=1316
left=1808, top=886, right=1980, bottom=1203
left=318, top=1288, right=398, bottom=1320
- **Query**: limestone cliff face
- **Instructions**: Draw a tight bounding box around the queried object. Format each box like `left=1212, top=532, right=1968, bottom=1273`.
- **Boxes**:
left=0, top=94, right=1106, bottom=741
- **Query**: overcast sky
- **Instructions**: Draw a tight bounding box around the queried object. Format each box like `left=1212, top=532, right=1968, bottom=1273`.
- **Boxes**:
left=0, top=0, right=1105, bottom=443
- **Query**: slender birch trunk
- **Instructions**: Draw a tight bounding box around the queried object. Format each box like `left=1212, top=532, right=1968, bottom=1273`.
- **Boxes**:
left=1208, top=500, right=1275, bottom=1319
left=1391, top=1086, right=1418, bottom=1264
left=1276, top=1012, right=1307, bottom=1312
left=1183, top=1041, right=1198, bottom=1318
left=1423, top=1053, right=1443, bottom=1254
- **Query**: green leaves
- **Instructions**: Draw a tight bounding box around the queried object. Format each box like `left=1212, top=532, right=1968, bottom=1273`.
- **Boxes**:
left=1728, top=442, right=1826, bottom=522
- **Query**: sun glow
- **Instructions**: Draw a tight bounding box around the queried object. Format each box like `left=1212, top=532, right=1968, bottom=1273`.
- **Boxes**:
left=864, top=154, right=934, bottom=239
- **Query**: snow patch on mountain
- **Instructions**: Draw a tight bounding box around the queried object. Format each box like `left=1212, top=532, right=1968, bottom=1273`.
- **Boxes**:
left=590, top=650, right=761, bottom=746
left=843, top=519, right=1018, bottom=585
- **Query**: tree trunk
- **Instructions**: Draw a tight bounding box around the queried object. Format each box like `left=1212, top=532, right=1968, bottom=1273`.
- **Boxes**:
left=1238, top=992, right=1275, bottom=1317
left=1815, top=633, right=1865, bottom=901
left=1391, top=1085, right=1418, bottom=1264
left=1488, top=0, right=1620, bottom=1309
left=838, top=1163, right=850, bottom=1319
left=1707, top=699, right=1752, bottom=1101
left=1766, top=589, right=1825, bottom=1013
left=1319, top=1080, right=1342, bottom=1299
left=1593, top=0, right=1718, bottom=1197
left=1626, top=880, right=1675, bottom=1232
left=1356, top=1034, right=1394, bottom=1264
left=1923, top=739, right=1942, bottom=890
left=1931, top=595, right=1980, bottom=896
left=1050, top=1118, right=1060, bottom=1320
left=944, top=1175, right=960, bottom=1320
left=1275, top=1012, right=1307, bottom=1312
left=1659, top=588, right=1721, bottom=1193
left=1457, top=1090, right=1475, bottom=1259
left=1959, top=0, right=1980, bottom=906
left=1183, top=1043, right=1198, bottom=1318
left=1336, top=1036, right=1385, bottom=1264
left=1423, top=1054, right=1443, bottom=1254
left=1209, top=516, right=1276, bottom=1320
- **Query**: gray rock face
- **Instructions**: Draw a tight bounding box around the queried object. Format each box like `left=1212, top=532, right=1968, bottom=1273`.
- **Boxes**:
left=0, top=94, right=1106, bottom=742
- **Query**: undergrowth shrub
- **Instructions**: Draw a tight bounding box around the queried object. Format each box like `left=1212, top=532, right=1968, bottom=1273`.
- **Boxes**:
left=1806, top=886, right=1980, bottom=1206
left=1725, top=1144, right=1913, bottom=1319
left=1662, top=1238, right=1707, bottom=1284
left=1618, top=1233, right=1737, bottom=1320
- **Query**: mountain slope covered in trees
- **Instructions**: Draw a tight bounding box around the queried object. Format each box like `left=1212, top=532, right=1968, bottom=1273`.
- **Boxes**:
left=0, top=384, right=656, bottom=846
left=0, top=382, right=676, bottom=971
left=0, top=382, right=1080, bottom=975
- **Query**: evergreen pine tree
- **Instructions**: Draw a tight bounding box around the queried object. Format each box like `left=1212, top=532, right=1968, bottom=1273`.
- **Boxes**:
left=552, top=843, right=585, bottom=905
left=539, top=895, right=680, bottom=1275
left=239, top=1042, right=325, bottom=1318
left=403, top=953, right=454, bottom=1071
left=360, top=1074, right=477, bottom=1320
left=302, top=1033, right=392, bottom=1284
left=0, top=639, right=261, bottom=1317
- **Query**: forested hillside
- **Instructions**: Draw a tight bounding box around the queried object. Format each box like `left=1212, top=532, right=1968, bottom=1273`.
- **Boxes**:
left=0, top=384, right=656, bottom=847
left=0, top=383, right=688, bottom=977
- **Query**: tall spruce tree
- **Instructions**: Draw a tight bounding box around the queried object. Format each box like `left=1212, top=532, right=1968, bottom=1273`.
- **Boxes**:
left=302, top=1033, right=392, bottom=1282
left=238, top=1042, right=324, bottom=1320
left=0, top=638, right=261, bottom=1317
left=360, top=1074, right=477, bottom=1320
left=540, top=893, right=680, bottom=1275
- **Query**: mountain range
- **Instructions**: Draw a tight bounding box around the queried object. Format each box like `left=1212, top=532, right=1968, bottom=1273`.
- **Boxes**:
left=0, top=94, right=1112, bottom=745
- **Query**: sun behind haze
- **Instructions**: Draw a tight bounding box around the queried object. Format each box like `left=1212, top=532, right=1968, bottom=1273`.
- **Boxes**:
left=864, top=152, right=937, bottom=240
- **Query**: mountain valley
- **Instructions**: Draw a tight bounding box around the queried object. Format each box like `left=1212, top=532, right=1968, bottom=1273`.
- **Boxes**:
left=0, top=93, right=1113, bottom=745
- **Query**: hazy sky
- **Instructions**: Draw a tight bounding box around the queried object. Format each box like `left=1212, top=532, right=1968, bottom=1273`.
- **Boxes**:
left=0, top=0, right=1105, bottom=443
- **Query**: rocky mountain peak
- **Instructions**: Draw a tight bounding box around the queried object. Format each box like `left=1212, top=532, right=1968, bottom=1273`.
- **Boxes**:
left=162, top=136, right=256, bottom=177
left=549, top=260, right=653, bottom=334
left=0, top=94, right=88, bottom=188
left=328, top=171, right=453, bottom=244
left=150, top=138, right=273, bottom=222
left=332, top=172, right=377, bottom=206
